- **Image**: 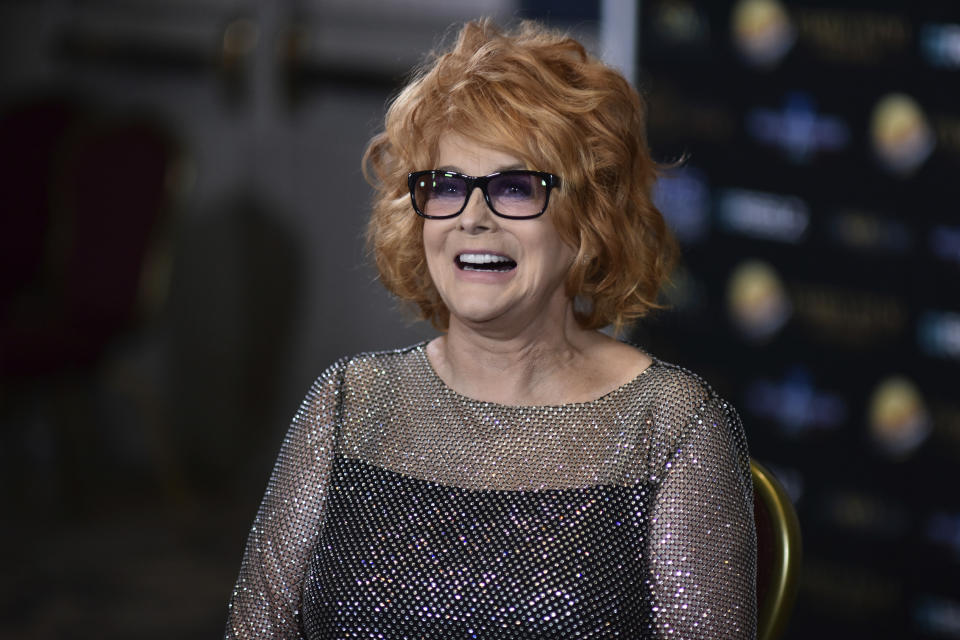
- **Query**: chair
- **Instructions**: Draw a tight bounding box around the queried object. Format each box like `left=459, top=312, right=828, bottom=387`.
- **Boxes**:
left=752, top=459, right=802, bottom=640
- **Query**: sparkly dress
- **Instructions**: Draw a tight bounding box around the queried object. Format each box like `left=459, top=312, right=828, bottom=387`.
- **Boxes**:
left=225, top=343, right=757, bottom=639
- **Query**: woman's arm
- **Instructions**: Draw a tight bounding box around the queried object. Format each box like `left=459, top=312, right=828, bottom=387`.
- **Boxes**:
left=646, top=395, right=758, bottom=639
left=225, top=360, right=346, bottom=639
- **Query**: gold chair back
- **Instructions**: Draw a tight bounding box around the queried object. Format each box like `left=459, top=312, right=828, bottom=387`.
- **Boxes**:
left=752, top=459, right=802, bottom=640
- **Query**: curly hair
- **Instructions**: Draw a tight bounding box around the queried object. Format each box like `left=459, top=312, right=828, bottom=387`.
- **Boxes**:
left=363, top=18, right=677, bottom=332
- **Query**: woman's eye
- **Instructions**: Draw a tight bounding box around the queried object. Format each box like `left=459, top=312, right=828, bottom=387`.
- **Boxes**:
left=495, top=178, right=533, bottom=198
left=433, top=178, right=464, bottom=196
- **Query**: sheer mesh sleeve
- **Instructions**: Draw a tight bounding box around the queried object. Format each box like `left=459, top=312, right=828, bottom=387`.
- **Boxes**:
left=646, top=395, right=757, bottom=639
left=224, top=360, right=346, bottom=639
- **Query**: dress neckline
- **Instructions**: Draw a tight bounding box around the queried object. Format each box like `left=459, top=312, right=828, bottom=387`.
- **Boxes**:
left=412, top=341, right=658, bottom=410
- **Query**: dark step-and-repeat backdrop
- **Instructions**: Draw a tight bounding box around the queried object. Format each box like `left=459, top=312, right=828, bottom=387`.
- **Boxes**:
left=630, top=1, right=960, bottom=638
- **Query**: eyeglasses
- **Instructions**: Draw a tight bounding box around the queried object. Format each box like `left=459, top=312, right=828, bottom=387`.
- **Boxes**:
left=407, top=170, right=561, bottom=220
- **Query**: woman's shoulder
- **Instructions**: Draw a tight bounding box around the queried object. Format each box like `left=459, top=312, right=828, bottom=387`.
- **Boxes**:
left=637, top=351, right=742, bottom=437
left=311, top=342, right=429, bottom=389
left=643, top=354, right=721, bottom=408
left=637, top=353, right=749, bottom=482
left=294, top=344, right=430, bottom=432
left=341, top=341, right=426, bottom=372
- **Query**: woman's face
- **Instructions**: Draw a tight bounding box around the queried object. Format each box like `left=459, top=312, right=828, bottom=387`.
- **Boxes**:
left=423, top=132, right=576, bottom=333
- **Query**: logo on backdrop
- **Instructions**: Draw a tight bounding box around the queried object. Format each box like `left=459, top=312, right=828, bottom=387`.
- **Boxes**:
left=718, top=188, right=809, bottom=243
left=726, top=260, right=792, bottom=341
left=930, top=225, right=960, bottom=267
left=648, top=87, right=736, bottom=143
left=918, top=311, right=960, bottom=362
left=793, top=8, right=911, bottom=65
left=653, top=167, right=711, bottom=245
left=792, top=284, right=907, bottom=347
left=920, top=23, right=960, bottom=70
left=745, top=92, right=851, bottom=163
left=745, top=366, right=847, bottom=435
left=731, top=0, right=795, bottom=68
left=650, top=0, right=711, bottom=48
left=870, top=93, right=935, bottom=176
left=868, top=376, right=931, bottom=458
left=828, top=210, right=913, bottom=255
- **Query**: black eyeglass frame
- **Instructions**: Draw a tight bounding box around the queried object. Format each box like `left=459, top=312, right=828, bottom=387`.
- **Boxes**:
left=407, top=170, right=561, bottom=220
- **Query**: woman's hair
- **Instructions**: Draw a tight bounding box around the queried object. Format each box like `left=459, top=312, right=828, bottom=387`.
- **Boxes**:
left=363, top=18, right=677, bottom=331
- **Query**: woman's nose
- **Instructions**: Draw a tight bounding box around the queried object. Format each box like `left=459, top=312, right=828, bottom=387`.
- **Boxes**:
left=457, top=187, right=497, bottom=233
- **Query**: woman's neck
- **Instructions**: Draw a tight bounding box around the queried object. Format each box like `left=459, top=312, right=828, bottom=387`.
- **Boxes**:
left=425, top=305, right=642, bottom=406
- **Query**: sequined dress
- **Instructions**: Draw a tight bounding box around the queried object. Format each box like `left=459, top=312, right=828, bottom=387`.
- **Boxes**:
left=225, top=343, right=757, bottom=639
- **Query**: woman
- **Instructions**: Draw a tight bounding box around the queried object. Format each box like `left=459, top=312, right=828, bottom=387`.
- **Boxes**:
left=226, top=19, right=756, bottom=639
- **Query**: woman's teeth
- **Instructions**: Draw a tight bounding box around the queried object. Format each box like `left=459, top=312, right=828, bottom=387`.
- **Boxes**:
left=457, top=253, right=517, bottom=271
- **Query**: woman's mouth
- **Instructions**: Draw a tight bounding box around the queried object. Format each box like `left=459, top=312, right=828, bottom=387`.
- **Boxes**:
left=456, top=252, right=517, bottom=272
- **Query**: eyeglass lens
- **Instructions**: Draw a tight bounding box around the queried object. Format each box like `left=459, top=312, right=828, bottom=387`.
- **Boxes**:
left=414, top=172, right=549, bottom=218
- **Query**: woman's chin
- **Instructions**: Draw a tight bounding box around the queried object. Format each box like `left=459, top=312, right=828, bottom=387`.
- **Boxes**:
left=448, top=305, right=510, bottom=328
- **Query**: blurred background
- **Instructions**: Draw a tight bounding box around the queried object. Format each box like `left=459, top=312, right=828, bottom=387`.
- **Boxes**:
left=0, top=0, right=957, bottom=638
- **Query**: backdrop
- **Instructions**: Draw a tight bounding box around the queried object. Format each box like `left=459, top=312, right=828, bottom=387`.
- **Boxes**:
left=632, top=1, right=960, bottom=638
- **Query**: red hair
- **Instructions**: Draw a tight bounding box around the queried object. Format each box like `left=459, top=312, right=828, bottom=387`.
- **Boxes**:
left=364, top=19, right=677, bottom=331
